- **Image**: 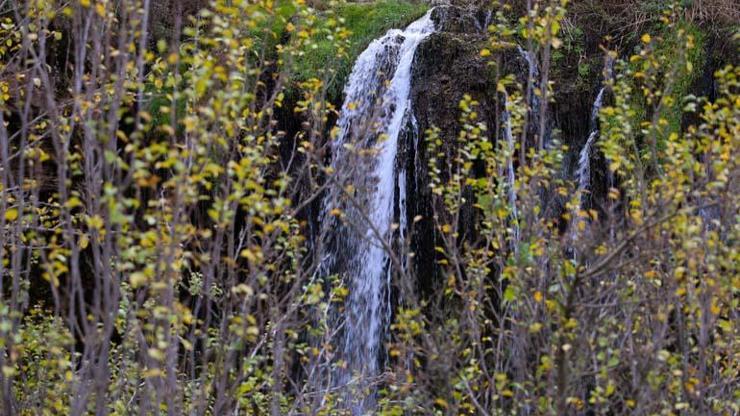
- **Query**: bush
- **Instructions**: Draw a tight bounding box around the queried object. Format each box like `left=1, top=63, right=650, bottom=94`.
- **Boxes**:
left=0, top=0, right=737, bottom=415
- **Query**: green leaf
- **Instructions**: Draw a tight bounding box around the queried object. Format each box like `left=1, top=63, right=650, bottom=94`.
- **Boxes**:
left=503, top=286, right=516, bottom=302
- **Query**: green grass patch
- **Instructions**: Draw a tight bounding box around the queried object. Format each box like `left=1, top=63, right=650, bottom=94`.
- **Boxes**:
left=292, top=0, right=429, bottom=99
left=251, top=1, right=300, bottom=53
left=662, top=21, right=706, bottom=134
left=621, top=19, right=707, bottom=167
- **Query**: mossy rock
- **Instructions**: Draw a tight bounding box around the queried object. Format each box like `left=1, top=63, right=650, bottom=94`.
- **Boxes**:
left=291, top=0, right=429, bottom=100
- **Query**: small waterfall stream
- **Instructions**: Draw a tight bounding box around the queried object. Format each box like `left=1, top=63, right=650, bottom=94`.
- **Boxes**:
left=517, top=46, right=544, bottom=146
left=321, top=10, right=435, bottom=412
left=571, top=61, right=613, bottom=254
left=502, top=93, right=520, bottom=246
left=476, top=9, right=493, bottom=33
left=576, top=87, right=606, bottom=199
left=576, top=56, right=614, bottom=203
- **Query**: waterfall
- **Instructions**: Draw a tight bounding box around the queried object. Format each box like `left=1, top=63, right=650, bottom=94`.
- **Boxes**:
left=476, top=9, right=493, bottom=33
left=517, top=46, right=539, bottom=105
left=502, top=94, right=520, bottom=246
left=576, top=53, right=614, bottom=201
left=517, top=46, right=543, bottom=146
left=320, top=10, right=435, bottom=412
left=576, top=87, right=605, bottom=196
left=577, top=130, right=598, bottom=196
left=590, top=87, right=606, bottom=129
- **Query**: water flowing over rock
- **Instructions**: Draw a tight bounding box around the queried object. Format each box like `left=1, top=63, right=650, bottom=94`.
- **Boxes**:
left=576, top=87, right=606, bottom=199
left=319, top=10, right=436, bottom=413
left=475, top=9, right=493, bottom=33
left=403, top=4, right=507, bottom=295
left=576, top=56, right=614, bottom=205
left=502, top=93, right=520, bottom=246
left=517, top=46, right=545, bottom=146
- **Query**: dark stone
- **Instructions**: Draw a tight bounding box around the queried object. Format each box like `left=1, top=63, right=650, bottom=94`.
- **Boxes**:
left=429, top=5, right=481, bottom=34
left=404, top=10, right=496, bottom=296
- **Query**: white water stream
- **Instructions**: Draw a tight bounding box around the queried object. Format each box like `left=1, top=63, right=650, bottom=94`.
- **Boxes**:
left=321, top=10, right=435, bottom=413
left=576, top=87, right=606, bottom=197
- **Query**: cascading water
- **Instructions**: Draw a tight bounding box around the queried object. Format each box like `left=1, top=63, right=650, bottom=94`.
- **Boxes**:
left=517, top=46, right=540, bottom=108
left=576, top=55, right=614, bottom=202
left=567, top=61, right=613, bottom=263
left=320, top=10, right=435, bottom=413
left=496, top=47, right=540, bottom=249
left=502, top=93, right=520, bottom=246
left=517, top=46, right=544, bottom=146
left=576, top=87, right=606, bottom=197
left=476, top=9, right=493, bottom=33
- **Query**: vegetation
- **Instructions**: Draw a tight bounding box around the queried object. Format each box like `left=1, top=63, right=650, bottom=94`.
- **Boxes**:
left=293, top=0, right=429, bottom=97
left=0, top=0, right=737, bottom=415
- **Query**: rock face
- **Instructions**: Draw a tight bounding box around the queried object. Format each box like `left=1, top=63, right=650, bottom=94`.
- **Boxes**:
left=397, top=5, right=615, bottom=294
left=402, top=5, right=496, bottom=295
left=398, top=3, right=593, bottom=294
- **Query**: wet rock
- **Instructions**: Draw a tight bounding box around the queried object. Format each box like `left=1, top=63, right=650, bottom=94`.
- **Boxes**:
left=403, top=7, right=496, bottom=296
left=429, top=5, right=481, bottom=33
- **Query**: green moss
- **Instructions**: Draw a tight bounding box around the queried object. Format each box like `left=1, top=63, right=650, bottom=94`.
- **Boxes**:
left=253, top=1, right=300, bottom=52
left=663, top=21, right=706, bottom=134
left=292, top=0, right=428, bottom=99
left=551, top=24, right=595, bottom=96
left=621, top=19, right=707, bottom=167
left=643, top=20, right=705, bottom=138
left=148, top=92, right=186, bottom=131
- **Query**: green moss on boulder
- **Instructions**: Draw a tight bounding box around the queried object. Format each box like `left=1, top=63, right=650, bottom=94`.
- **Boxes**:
left=292, top=0, right=429, bottom=99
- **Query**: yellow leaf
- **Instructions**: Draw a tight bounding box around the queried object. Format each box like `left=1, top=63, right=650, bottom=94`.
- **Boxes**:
left=142, top=368, right=163, bottom=378
left=434, top=398, right=449, bottom=409
left=4, top=209, right=18, bottom=221
left=79, top=234, right=89, bottom=249
left=710, top=299, right=721, bottom=316
left=147, top=348, right=164, bottom=361
left=130, top=272, right=148, bottom=288
left=641, top=33, right=651, bottom=44
left=87, top=215, right=104, bottom=230
left=480, top=48, right=491, bottom=57
left=65, top=196, right=83, bottom=209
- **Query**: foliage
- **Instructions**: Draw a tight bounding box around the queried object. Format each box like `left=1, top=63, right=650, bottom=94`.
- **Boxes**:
left=1, top=0, right=338, bottom=413
left=0, top=0, right=737, bottom=415
left=372, top=1, right=738, bottom=415
left=292, top=0, right=429, bottom=98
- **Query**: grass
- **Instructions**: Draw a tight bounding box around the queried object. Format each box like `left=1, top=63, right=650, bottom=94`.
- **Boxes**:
left=622, top=19, right=706, bottom=163
left=292, top=0, right=429, bottom=99
left=665, top=22, right=706, bottom=133
left=145, top=1, right=429, bottom=120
